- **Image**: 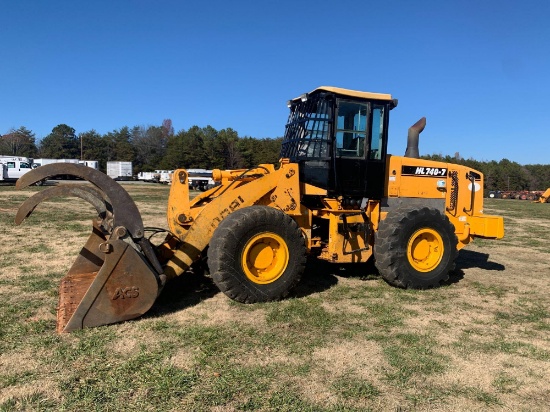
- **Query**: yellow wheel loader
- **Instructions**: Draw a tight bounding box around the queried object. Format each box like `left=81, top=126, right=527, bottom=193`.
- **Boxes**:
left=15, top=86, right=504, bottom=333
left=537, top=188, right=550, bottom=203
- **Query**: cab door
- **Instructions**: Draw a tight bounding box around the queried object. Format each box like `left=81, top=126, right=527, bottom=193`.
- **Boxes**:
left=8, top=160, right=31, bottom=179
left=363, top=104, right=388, bottom=199
left=334, top=100, right=368, bottom=197
left=333, top=101, right=388, bottom=199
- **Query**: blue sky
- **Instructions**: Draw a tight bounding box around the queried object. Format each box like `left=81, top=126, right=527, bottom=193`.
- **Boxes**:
left=1, top=0, right=549, bottom=165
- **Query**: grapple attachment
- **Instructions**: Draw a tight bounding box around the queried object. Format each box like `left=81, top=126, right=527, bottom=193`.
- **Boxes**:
left=15, top=164, right=165, bottom=332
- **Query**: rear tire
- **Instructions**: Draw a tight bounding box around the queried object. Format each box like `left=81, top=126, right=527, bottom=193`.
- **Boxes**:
left=374, top=207, right=458, bottom=289
left=208, top=206, right=306, bottom=303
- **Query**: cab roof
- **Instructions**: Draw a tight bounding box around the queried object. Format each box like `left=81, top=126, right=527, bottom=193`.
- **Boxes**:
left=291, top=86, right=393, bottom=102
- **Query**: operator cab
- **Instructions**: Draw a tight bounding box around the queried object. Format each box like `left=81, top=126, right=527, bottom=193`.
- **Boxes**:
left=280, top=86, right=397, bottom=201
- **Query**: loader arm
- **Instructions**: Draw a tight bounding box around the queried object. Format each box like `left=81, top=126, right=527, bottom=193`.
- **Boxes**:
left=161, top=162, right=301, bottom=279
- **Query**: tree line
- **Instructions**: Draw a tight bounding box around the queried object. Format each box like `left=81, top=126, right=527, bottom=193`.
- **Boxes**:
left=0, top=120, right=283, bottom=173
left=1, top=122, right=549, bottom=191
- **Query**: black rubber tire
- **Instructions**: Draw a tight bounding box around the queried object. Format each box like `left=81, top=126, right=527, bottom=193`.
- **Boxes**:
left=207, top=205, right=306, bottom=303
left=374, top=207, right=458, bottom=289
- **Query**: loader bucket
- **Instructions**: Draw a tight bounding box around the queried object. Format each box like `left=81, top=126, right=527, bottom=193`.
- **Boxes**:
left=15, top=164, right=165, bottom=332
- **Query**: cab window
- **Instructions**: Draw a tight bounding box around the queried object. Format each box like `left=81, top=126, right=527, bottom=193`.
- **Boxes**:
left=336, top=101, right=368, bottom=157
left=369, top=105, right=385, bottom=160
left=7, top=162, right=15, bottom=169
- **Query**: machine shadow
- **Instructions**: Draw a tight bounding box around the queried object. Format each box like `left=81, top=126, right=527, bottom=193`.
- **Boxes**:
left=455, top=249, right=505, bottom=271
left=147, top=248, right=506, bottom=319
left=146, top=267, right=219, bottom=319
left=290, top=257, right=379, bottom=298
left=147, top=257, right=361, bottom=318
left=443, top=249, right=505, bottom=286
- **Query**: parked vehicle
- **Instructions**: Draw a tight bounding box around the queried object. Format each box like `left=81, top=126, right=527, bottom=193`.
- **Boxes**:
left=137, top=171, right=160, bottom=183
left=155, top=170, right=174, bottom=185
left=32, top=158, right=79, bottom=167
left=32, top=159, right=98, bottom=180
left=78, top=160, right=99, bottom=170
left=107, top=161, right=133, bottom=181
left=187, top=169, right=215, bottom=191
left=0, top=156, right=33, bottom=183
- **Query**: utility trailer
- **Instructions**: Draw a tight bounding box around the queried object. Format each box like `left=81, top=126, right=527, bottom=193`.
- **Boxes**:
left=32, top=158, right=99, bottom=180
left=78, top=160, right=99, bottom=170
left=155, top=170, right=174, bottom=184
left=33, top=158, right=98, bottom=169
left=137, top=171, right=160, bottom=183
left=33, top=158, right=80, bottom=167
left=107, top=161, right=133, bottom=181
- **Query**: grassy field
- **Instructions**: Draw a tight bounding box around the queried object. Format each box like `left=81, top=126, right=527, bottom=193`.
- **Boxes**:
left=0, top=183, right=549, bottom=411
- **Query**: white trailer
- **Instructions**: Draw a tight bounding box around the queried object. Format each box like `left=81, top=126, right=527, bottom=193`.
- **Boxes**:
left=155, top=170, right=174, bottom=185
left=33, top=158, right=98, bottom=169
left=32, top=158, right=80, bottom=167
left=31, top=158, right=99, bottom=180
left=78, top=160, right=99, bottom=170
left=0, top=156, right=33, bottom=183
left=107, top=161, right=133, bottom=181
left=137, top=171, right=160, bottom=182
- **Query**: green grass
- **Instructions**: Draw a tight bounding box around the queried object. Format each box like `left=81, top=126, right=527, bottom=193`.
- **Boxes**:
left=381, top=333, right=447, bottom=386
left=331, top=375, right=380, bottom=400
left=0, top=188, right=549, bottom=410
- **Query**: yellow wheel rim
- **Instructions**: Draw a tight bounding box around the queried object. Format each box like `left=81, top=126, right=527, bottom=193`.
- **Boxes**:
left=407, top=228, right=444, bottom=273
left=241, top=232, right=289, bottom=284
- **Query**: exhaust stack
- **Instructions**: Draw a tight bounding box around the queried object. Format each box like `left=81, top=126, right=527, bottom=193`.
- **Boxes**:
left=404, top=117, right=426, bottom=158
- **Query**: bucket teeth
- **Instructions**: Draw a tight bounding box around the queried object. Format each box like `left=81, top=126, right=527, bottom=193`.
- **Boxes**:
left=57, top=273, right=97, bottom=333
left=58, top=239, right=162, bottom=332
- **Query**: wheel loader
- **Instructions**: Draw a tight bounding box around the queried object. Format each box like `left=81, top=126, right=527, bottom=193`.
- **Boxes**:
left=537, top=188, right=550, bottom=203
left=15, top=86, right=504, bottom=333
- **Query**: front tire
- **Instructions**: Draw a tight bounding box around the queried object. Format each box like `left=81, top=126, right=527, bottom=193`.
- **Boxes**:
left=374, top=207, right=458, bottom=289
left=208, top=206, right=306, bottom=303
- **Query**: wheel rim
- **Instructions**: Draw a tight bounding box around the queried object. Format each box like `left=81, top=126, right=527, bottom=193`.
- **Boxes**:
left=242, top=232, right=289, bottom=284
left=407, top=228, right=444, bottom=272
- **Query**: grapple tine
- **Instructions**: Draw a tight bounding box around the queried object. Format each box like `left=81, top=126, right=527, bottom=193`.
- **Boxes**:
left=15, top=185, right=112, bottom=226
left=15, top=163, right=166, bottom=333
left=16, top=163, right=144, bottom=240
